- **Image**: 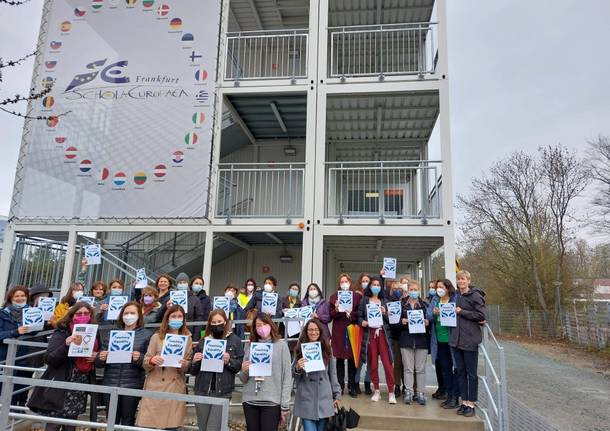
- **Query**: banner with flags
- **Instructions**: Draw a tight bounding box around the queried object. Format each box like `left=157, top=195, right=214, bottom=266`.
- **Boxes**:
left=12, top=0, right=220, bottom=219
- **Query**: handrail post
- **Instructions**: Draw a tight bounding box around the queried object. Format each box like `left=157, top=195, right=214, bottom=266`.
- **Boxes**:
left=499, top=347, right=509, bottom=431
left=106, top=387, right=119, bottom=431
left=0, top=342, right=17, bottom=431
left=220, top=397, right=230, bottom=431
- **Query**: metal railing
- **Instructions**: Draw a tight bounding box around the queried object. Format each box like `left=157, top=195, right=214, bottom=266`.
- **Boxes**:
left=216, top=162, right=305, bottom=219
left=8, top=235, right=67, bottom=292
left=329, top=22, right=438, bottom=79
left=225, top=29, right=308, bottom=82
left=325, top=160, right=441, bottom=220
left=478, top=324, right=509, bottom=431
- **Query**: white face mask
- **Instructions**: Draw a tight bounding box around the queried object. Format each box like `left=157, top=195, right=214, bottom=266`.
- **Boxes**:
left=308, top=289, right=319, bottom=299
left=436, top=287, right=447, bottom=297
left=225, top=291, right=235, bottom=300
left=340, top=283, right=350, bottom=291
left=263, top=284, right=273, bottom=292
left=123, top=313, right=138, bottom=326
left=73, top=291, right=84, bottom=300
left=361, top=282, right=368, bottom=289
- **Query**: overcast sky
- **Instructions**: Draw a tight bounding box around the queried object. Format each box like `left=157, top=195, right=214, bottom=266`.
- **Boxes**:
left=1, top=1, right=609, bottom=235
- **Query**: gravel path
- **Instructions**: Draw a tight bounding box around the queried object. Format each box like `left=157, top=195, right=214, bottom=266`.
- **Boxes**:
left=501, top=340, right=610, bottom=431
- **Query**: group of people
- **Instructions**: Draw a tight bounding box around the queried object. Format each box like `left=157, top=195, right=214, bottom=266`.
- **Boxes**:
left=0, top=269, right=486, bottom=431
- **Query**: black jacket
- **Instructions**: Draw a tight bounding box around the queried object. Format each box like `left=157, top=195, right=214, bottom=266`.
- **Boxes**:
left=398, top=298, right=430, bottom=350
left=189, top=332, right=244, bottom=397
left=449, top=287, right=486, bottom=352
left=96, top=326, right=152, bottom=389
left=195, top=290, right=212, bottom=322
left=0, top=308, right=30, bottom=365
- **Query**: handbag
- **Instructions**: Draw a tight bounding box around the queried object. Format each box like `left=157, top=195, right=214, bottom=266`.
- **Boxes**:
left=26, top=365, right=71, bottom=414
left=345, top=408, right=360, bottom=429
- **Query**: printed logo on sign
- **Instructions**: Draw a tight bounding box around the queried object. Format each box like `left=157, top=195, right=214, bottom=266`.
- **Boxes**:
left=388, top=302, right=400, bottom=315
left=300, top=306, right=313, bottom=319
left=110, top=332, right=133, bottom=351
left=251, top=344, right=272, bottom=364
left=24, top=309, right=43, bottom=325
left=109, top=300, right=123, bottom=312
left=440, top=306, right=456, bottom=319
left=262, top=294, right=276, bottom=308
left=409, top=311, right=424, bottom=325
left=338, top=292, right=351, bottom=306
left=368, top=306, right=381, bottom=318
left=303, top=344, right=321, bottom=361
left=204, top=340, right=224, bottom=360
left=65, top=59, right=129, bottom=92
left=164, top=335, right=185, bottom=355
left=85, top=245, right=100, bottom=259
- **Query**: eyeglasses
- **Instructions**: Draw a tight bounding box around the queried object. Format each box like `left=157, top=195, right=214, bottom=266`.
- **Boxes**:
left=74, top=312, right=91, bottom=317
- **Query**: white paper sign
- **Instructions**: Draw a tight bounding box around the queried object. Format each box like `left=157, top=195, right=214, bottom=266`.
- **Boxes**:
left=213, top=296, right=230, bottom=314
left=440, top=303, right=457, bottom=327
left=387, top=301, right=402, bottom=325
left=23, top=307, right=45, bottom=332
left=107, top=330, right=134, bottom=364
left=283, top=308, right=302, bottom=337
left=383, top=257, right=397, bottom=279
left=249, top=342, right=273, bottom=377
left=135, top=268, right=148, bottom=289
left=68, top=324, right=98, bottom=357
left=407, top=309, right=426, bottom=334
left=170, top=291, right=188, bottom=310
left=337, top=291, right=353, bottom=313
left=302, top=341, right=325, bottom=373
left=79, top=296, right=96, bottom=306
left=84, top=244, right=102, bottom=265
left=39, top=297, right=57, bottom=321
left=261, top=292, right=278, bottom=315
left=106, top=296, right=129, bottom=321
left=201, top=338, right=226, bottom=373
left=299, top=305, right=314, bottom=323
left=161, top=334, right=188, bottom=368
left=366, top=303, right=383, bottom=328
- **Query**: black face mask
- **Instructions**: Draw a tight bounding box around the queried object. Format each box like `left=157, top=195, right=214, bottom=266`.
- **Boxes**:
left=210, top=324, right=225, bottom=339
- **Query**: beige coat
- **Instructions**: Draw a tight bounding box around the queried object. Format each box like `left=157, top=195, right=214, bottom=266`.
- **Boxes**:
left=136, top=332, right=192, bottom=429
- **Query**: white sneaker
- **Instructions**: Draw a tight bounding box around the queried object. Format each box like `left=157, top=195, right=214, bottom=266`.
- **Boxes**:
left=371, top=390, right=381, bottom=402
left=388, top=393, right=397, bottom=404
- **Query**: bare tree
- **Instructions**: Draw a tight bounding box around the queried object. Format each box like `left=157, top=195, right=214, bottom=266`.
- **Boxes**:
left=589, top=136, right=610, bottom=232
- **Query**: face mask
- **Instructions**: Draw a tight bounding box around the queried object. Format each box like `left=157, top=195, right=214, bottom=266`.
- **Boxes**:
left=143, top=295, right=154, bottom=305
left=12, top=301, right=27, bottom=309
left=73, top=291, right=84, bottom=300
left=176, top=282, right=189, bottom=291
left=409, top=291, right=420, bottom=300
left=371, top=286, right=381, bottom=296
left=225, top=291, right=235, bottom=300
left=111, top=288, right=122, bottom=296
left=429, top=288, right=436, bottom=296
left=393, top=290, right=403, bottom=299
left=123, top=313, right=138, bottom=326
left=361, top=282, right=368, bottom=290
left=256, top=324, right=271, bottom=338
left=246, top=284, right=254, bottom=293
left=73, top=315, right=91, bottom=325
left=263, top=284, right=273, bottom=292
left=437, top=288, right=447, bottom=297
left=400, top=284, right=408, bottom=290
left=308, top=290, right=319, bottom=299
left=289, top=289, right=299, bottom=297
left=192, top=283, right=204, bottom=294
left=340, top=283, right=350, bottom=291
left=168, top=319, right=183, bottom=330
left=210, top=323, right=225, bottom=339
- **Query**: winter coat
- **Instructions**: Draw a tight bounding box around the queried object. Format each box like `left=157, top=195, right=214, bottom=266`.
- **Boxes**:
left=293, top=357, right=341, bottom=421
left=26, top=328, right=76, bottom=413
left=195, top=290, right=212, bottom=322
left=153, top=291, right=172, bottom=322
left=357, top=295, right=394, bottom=364
left=189, top=332, right=243, bottom=397
left=0, top=307, right=29, bottom=365
left=301, top=297, right=331, bottom=336
left=398, top=298, right=430, bottom=350
left=96, top=327, right=153, bottom=389
left=329, top=291, right=362, bottom=360
left=449, top=287, right=486, bottom=352
left=136, top=332, right=193, bottom=429
left=245, top=290, right=284, bottom=318
left=427, top=293, right=458, bottom=362
left=142, top=302, right=162, bottom=325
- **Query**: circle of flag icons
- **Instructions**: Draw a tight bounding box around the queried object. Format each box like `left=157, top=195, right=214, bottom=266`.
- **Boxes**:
left=173, top=151, right=184, bottom=163
left=143, top=0, right=154, bottom=7
left=157, top=4, right=169, bottom=15
left=50, top=41, right=62, bottom=50
left=134, top=171, right=147, bottom=185
left=154, top=164, right=167, bottom=178
left=182, top=33, right=194, bottom=42
left=74, top=8, right=86, bottom=17
left=113, top=172, right=127, bottom=187
left=169, top=18, right=182, bottom=30
left=55, top=136, right=66, bottom=144
left=42, top=96, right=54, bottom=108
left=194, top=69, right=208, bottom=81
left=79, top=159, right=92, bottom=173
left=126, top=0, right=137, bottom=6
left=61, top=21, right=71, bottom=32
left=184, top=132, right=198, bottom=145
left=100, top=168, right=110, bottom=181
left=92, top=0, right=103, bottom=10
left=47, top=116, right=59, bottom=128
left=65, top=146, right=77, bottom=160
left=192, top=112, right=205, bottom=124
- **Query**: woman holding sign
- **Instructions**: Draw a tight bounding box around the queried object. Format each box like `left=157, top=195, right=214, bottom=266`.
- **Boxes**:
left=137, top=304, right=192, bottom=429
left=245, top=276, right=284, bottom=318
left=0, top=285, right=34, bottom=405
left=301, top=283, right=331, bottom=336
left=239, top=313, right=292, bottom=431
left=293, top=318, right=341, bottom=431
left=27, top=302, right=99, bottom=430
left=358, top=276, right=396, bottom=404
left=399, top=280, right=430, bottom=405
left=190, top=309, right=244, bottom=431
left=449, top=270, right=486, bottom=417
left=95, top=302, right=152, bottom=426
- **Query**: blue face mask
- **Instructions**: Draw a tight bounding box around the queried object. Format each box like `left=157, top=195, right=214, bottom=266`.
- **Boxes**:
left=409, top=291, right=420, bottom=300
left=176, top=282, right=189, bottom=291
left=394, top=289, right=403, bottom=299
left=371, top=286, right=381, bottom=296
left=289, top=289, right=299, bottom=297
left=110, top=288, right=122, bottom=296
left=168, top=319, right=183, bottom=329
left=192, top=284, right=204, bottom=294
left=12, top=301, right=27, bottom=309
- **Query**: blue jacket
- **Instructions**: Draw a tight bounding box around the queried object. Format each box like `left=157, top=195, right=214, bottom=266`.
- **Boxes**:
left=426, top=293, right=458, bottom=362
left=0, top=307, right=29, bottom=365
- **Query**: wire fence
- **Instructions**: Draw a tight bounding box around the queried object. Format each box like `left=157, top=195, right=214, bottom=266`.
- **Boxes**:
left=486, top=302, right=610, bottom=350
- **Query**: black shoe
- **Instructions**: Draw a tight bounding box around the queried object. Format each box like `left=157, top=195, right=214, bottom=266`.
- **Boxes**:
left=432, top=389, right=447, bottom=399
left=364, top=382, right=372, bottom=395
left=442, top=396, right=459, bottom=409
left=457, top=405, right=467, bottom=415
left=349, top=388, right=358, bottom=398
left=394, top=386, right=401, bottom=397
left=355, top=385, right=362, bottom=395
left=462, top=406, right=475, bottom=417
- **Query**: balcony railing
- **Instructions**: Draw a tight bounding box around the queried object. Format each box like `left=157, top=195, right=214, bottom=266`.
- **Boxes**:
left=225, top=29, right=308, bottom=82
left=216, top=163, right=305, bottom=219
left=325, top=160, right=442, bottom=220
left=329, top=22, right=438, bottom=79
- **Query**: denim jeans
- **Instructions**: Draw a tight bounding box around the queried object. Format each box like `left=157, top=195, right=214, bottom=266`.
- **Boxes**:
left=302, top=418, right=328, bottom=431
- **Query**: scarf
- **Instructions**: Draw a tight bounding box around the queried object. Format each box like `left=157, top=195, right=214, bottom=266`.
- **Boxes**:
left=142, top=301, right=158, bottom=316
left=4, top=305, right=25, bottom=324
left=69, top=322, right=98, bottom=373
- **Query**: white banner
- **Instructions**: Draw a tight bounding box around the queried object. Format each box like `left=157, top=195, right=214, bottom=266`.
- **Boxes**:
left=13, top=0, right=220, bottom=219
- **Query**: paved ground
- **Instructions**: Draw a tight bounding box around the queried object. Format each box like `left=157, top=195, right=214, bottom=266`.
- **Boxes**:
left=500, top=340, right=610, bottom=431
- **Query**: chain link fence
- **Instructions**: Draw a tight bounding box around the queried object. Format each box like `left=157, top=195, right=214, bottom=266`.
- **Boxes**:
left=486, top=302, right=609, bottom=350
